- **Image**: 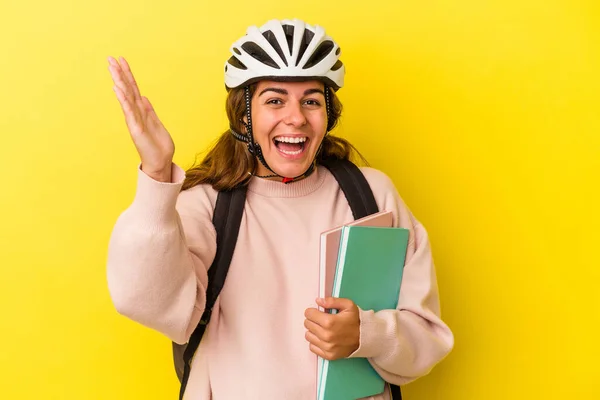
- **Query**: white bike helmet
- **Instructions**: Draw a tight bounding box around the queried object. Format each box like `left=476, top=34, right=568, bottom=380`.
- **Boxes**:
left=224, top=19, right=345, bottom=91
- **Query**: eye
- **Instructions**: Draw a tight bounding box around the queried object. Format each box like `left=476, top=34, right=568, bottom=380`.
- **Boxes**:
left=303, top=99, right=321, bottom=107
left=266, top=98, right=283, bottom=105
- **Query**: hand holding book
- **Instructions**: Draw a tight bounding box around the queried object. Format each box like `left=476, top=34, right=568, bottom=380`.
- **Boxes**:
left=304, top=297, right=360, bottom=361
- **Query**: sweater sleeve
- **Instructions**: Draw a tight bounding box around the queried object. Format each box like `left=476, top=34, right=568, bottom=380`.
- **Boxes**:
left=349, top=168, right=454, bottom=385
left=106, top=164, right=217, bottom=344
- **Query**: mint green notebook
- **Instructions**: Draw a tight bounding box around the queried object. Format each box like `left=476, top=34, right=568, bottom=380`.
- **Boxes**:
left=318, top=225, right=409, bottom=400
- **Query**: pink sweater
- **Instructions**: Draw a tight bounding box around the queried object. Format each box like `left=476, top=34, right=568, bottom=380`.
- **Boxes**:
left=107, top=163, right=454, bottom=400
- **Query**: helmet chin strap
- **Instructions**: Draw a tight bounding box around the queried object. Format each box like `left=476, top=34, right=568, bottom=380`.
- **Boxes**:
left=229, top=85, right=332, bottom=184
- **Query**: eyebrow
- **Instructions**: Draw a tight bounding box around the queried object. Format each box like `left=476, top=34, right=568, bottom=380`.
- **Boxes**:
left=258, top=87, right=325, bottom=97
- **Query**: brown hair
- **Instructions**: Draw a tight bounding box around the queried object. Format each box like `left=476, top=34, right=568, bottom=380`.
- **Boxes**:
left=182, top=84, right=367, bottom=191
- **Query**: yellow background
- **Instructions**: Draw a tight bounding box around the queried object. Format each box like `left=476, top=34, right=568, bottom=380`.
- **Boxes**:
left=1, top=0, right=598, bottom=399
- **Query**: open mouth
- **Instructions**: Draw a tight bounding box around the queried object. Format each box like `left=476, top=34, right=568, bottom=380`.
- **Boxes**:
left=273, top=136, right=309, bottom=156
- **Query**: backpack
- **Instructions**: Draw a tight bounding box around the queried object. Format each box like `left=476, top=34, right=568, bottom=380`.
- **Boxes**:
left=173, top=158, right=402, bottom=400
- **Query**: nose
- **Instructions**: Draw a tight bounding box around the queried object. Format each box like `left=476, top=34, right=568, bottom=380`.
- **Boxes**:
left=283, top=101, right=307, bottom=127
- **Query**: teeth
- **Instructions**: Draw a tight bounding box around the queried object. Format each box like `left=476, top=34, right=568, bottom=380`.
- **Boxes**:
left=280, top=149, right=303, bottom=155
left=274, top=136, right=307, bottom=144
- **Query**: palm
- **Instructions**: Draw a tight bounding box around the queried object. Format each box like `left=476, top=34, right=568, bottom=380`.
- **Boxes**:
left=108, top=56, right=174, bottom=176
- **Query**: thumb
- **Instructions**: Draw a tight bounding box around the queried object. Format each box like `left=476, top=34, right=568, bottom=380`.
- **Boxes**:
left=316, top=297, right=355, bottom=311
left=142, top=96, right=154, bottom=112
left=142, top=97, right=160, bottom=123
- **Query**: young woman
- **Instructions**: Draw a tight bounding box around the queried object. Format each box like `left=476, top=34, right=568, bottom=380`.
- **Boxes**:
left=107, top=18, right=453, bottom=400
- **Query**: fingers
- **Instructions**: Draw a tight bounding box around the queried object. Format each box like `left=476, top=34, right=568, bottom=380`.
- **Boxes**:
left=118, top=56, right=143, bottom=104
left=109, top=64, right=135, bottom=108
left=308, top=343, right=329, bottom=360
left=107, top=58, right=128, bottom=94
left=304, top=307, right=334, bottom=330
left=305, top=330, right=328, bottom=352
left=316, top=297, right=355, bottom=312
left=304, top=318, right=331, bottom=343
left=305, top=303, right=360, bottom=361
left=107, top=57, right=141, bottom=110
left=113, top=85, right=142, bottom=137
left=306, top=332, right=336, bottom=361
left=108, top=56, right=147, bottom=128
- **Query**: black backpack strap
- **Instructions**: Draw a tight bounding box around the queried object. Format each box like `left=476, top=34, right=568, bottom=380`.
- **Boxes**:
left=321, top=158, right=403, bottom=400
left=320, top=158, right=379, bottom=219
left=178, top=185, right=247, bottom=400
left=391, top=382, right=402, bottom=399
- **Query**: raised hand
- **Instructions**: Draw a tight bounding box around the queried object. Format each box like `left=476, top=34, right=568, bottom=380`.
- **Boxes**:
left=108, top=56, right=175, bottom=182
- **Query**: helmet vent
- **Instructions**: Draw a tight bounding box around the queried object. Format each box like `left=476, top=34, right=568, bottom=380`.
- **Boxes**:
left=296, top=29, right=315, bottom=66
left=282, top=24, right=295, bottom=55
left=331, top=60, right=343, bottom=71
left=241, top=42, right=280, bottom=69
left=304, top=40, right=334, bottom=69
left=227, top=56, right=247, bottom=70
left=262, top=30, right=288, bottom=66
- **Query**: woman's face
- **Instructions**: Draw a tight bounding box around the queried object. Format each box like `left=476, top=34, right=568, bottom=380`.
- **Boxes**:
left=248, top=80, right=328, bottom=179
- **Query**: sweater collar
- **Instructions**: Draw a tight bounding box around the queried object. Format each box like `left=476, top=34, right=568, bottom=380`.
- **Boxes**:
left=247, top=166, right=326, bottom=198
